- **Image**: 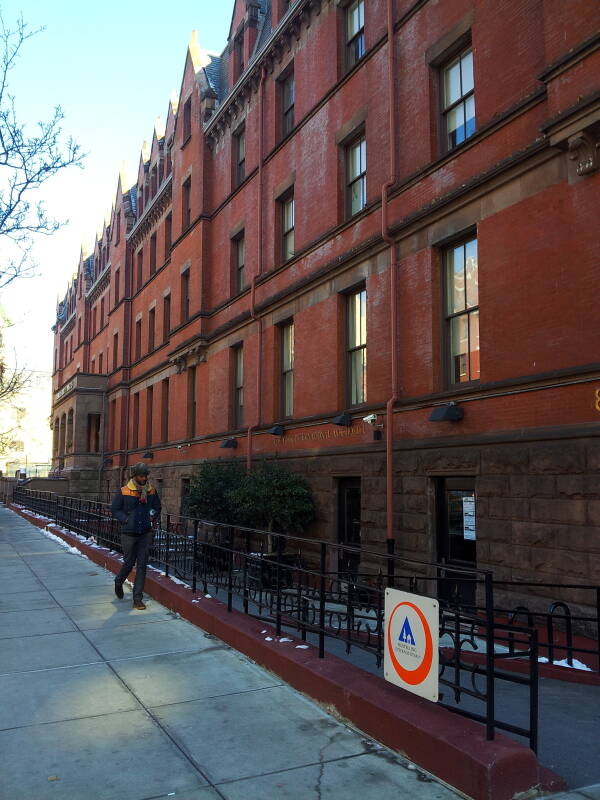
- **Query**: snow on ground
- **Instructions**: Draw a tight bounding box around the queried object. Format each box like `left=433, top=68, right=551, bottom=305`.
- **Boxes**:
left=538, top=656, right=592, bottom=671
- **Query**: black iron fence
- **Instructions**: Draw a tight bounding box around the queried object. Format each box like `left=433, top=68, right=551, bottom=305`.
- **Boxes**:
left=8, top=486, right=600, bottom=752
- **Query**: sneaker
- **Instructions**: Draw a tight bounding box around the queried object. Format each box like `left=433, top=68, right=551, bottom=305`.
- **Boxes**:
left=114, top=581, right=124, bottom=600
left=133, top=600, right=147, bottom=610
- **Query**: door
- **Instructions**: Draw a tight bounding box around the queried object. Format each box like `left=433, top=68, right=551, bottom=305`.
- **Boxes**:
left=338, top=478, right=361, bottom=579
left=436, top=477, right=477, bottom=608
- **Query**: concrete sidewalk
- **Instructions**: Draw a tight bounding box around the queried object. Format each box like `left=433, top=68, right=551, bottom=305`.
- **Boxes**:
left=0, top=508, right=461, bottom=800
left=547, top=789, right=600, bottom=799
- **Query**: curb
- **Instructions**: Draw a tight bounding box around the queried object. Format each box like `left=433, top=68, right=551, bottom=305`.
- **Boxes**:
left=10, top=504, right=568, bottom=800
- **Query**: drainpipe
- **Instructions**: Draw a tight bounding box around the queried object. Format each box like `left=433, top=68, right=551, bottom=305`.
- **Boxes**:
left=382, top=0, right=398, bottom=541
left=247, top=68, right=266, bottom=472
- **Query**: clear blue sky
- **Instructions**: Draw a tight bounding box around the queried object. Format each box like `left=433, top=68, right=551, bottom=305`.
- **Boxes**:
left=1, top=0, right=233, bottom=372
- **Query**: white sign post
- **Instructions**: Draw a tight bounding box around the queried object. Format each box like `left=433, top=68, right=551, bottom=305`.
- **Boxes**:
left=384, top=588, right=439, bottom=702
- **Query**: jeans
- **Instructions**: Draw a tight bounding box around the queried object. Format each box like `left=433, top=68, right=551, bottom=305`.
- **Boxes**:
left=115, top=530, right=153, bottom=602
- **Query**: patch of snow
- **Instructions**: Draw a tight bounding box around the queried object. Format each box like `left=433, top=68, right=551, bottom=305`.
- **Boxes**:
left=295, top=645, right=309, bottom=650
left=205, top=594, right=212, bottom=598
left=538, top=657, right=592, bottom=671
left=278, top=637, right=293, bottom=643
left=261, top=630, right=267, bottom=634
left=265, top=637, right=273, bottom=641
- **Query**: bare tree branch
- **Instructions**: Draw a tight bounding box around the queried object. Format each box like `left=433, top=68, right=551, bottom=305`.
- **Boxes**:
left=0, top=12, right=84, bottom=287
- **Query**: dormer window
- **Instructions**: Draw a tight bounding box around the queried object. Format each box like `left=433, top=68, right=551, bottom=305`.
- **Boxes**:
left=234, top=33, right=244, bottom=80
left=183, top=97, right=192, bottom=143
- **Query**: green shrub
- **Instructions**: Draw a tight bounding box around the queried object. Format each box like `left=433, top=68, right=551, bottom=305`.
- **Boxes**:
left=184, top=461, right=244, bottom=523
left=185, top=460, right=316, bottom=535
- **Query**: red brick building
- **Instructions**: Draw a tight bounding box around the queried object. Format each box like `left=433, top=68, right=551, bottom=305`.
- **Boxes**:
left=51, top=0, right=600, bottom=605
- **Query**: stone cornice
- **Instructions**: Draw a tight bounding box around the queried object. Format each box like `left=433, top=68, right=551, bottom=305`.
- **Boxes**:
left=127, top=175, right=173, bottom=249
left=86, top=264, right=111, bottom=304
left=205, top=0, right=325, bottom=146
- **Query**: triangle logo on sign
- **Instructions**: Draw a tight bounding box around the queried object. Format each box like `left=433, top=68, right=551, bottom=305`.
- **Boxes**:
left=398, top=616, right=416, bottom=646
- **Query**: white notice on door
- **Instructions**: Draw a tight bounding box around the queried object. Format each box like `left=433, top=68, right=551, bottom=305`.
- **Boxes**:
left=462, top=496, right=476, bottom=541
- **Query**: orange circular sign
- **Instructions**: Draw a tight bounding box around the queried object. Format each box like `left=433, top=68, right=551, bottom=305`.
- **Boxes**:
left=386, top=600, right=434, bottom=685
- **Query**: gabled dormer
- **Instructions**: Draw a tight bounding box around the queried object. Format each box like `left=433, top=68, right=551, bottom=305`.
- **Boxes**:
left=227, top=0, right=269, bottom=87
left=164, top=92, right=178, bottom=176
left=149, top=118, right=165, bottom=198
left=136, top=142, right=151, bottom=218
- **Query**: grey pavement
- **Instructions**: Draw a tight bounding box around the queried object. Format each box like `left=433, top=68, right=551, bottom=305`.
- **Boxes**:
left=0, top=508, right=461, bottom=800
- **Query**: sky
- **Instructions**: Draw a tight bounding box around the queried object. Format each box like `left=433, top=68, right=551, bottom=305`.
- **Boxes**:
left=1, top=0, right=233, bottom=376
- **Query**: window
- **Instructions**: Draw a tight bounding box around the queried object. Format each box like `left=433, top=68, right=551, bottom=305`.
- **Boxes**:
left=92, top=307, right=97, bottom=338
left=98, top=352, right=103, bottom=374
left=182, top=177, right=191, bottom=230
left=233, top=232, right=245, bottom=293
left=163, top=293, right=171, bottom=342
left=181, top=269, right=190, bottom=323
left=136, top=249, right=143, bottom=291
left=148, top=308, right=156, bottom=352
left=135, top=319, right=142, bottom=361
left=113, top=332, right=119, bottom=371
left=281, top=321, right=294, bottom=418
left=234, top=33, right=244, bottom=79
left=161, top=378, right=169, bottom=442
left=445, top=236, right=479, bottom=384
left=150, top=233, right=157, bottom=275
left=281, top=69, right=295, bottom=138
left=346, top=0, right=365, bottom=69
left=77, top=318, right=82, bottom=344
left=280, top=193, right=295, bottom=262
left=346, top=134, right=367, bottom=216
left=87, top=414, right=101, bottom=453
left=115, top=211, right=121, bottom=244
left=132, top=393, right=140, bottom=449
left=164, top=213, right=172, bottom=259
left=233, top=345, right=244, bottom=428
left=442, top=48, right=475, bottom=150
left=100, top=298, right=105, bottom=329
left=347, top=288, right=367, bottom=406
left=114, top=268, right=120, bottom=305
left=110, top=399, right=118, bottom=451
left=187, top=365, right=197, bottom=439
left=146, top=386, right=154, bottom=446
left=234, top=127, right=246, bottom=187
left=183, top=97, right=192, bottom=142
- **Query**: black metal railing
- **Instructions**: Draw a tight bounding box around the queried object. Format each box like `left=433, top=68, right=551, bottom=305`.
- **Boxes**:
left=8, top=486, right=598, bottom=752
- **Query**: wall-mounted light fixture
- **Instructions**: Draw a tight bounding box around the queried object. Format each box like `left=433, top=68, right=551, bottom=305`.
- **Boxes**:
left=332, top=413, right=353, bottom=427
left=268, top=425, right=284, bottom=436
left=220, top=438, right=238, bottom=449
left=142, top=451, right=154, bottom=459
left=429, top=402, right=464, bottom=422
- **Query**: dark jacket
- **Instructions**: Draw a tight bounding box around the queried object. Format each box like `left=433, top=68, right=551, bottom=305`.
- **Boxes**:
left=111, top=481, right=161, bottom=535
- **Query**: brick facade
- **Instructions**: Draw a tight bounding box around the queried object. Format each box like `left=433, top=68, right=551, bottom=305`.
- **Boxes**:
left=51, top=0, right=600, bottom=608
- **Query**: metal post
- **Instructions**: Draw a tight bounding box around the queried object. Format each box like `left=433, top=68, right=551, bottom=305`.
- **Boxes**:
left=546, top=613, right=554, bottom=665
left=243, top=532, right=249, bottom=615
left=227, top=539, right=233, bottom=613
left=165, top=527, right=170, bottom=578
left=192, top=520, right=198, bottom=594
left=301, top=596, right=308, bottom=642
left=319, top=542, right=326, bottom=659
left=530, top=628, right=539, bottom=754
left=387, top=537, right=395, bottom=589
left=596, top=587, right=600, bottom=674
left=484, top=571, right=495, bottom=741
left=275, top=535, right=282, bottom=636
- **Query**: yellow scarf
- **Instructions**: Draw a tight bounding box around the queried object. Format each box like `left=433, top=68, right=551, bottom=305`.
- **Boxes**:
left=127, top=478, right=154, bottom=502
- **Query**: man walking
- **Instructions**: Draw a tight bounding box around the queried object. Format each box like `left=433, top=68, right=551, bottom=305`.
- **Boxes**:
left=111, top=463, right=161, bottom=610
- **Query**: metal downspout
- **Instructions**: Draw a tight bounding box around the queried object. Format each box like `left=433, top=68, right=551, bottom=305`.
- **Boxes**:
left=247, top=69, right=266, bottom=472
left=382, top=0, right=398, bottom=541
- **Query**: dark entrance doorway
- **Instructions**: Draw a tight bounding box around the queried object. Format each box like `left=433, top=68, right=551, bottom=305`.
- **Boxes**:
left=435, top=477, right=477, bottom=607
left=338, top=478, right=361, bottom=579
